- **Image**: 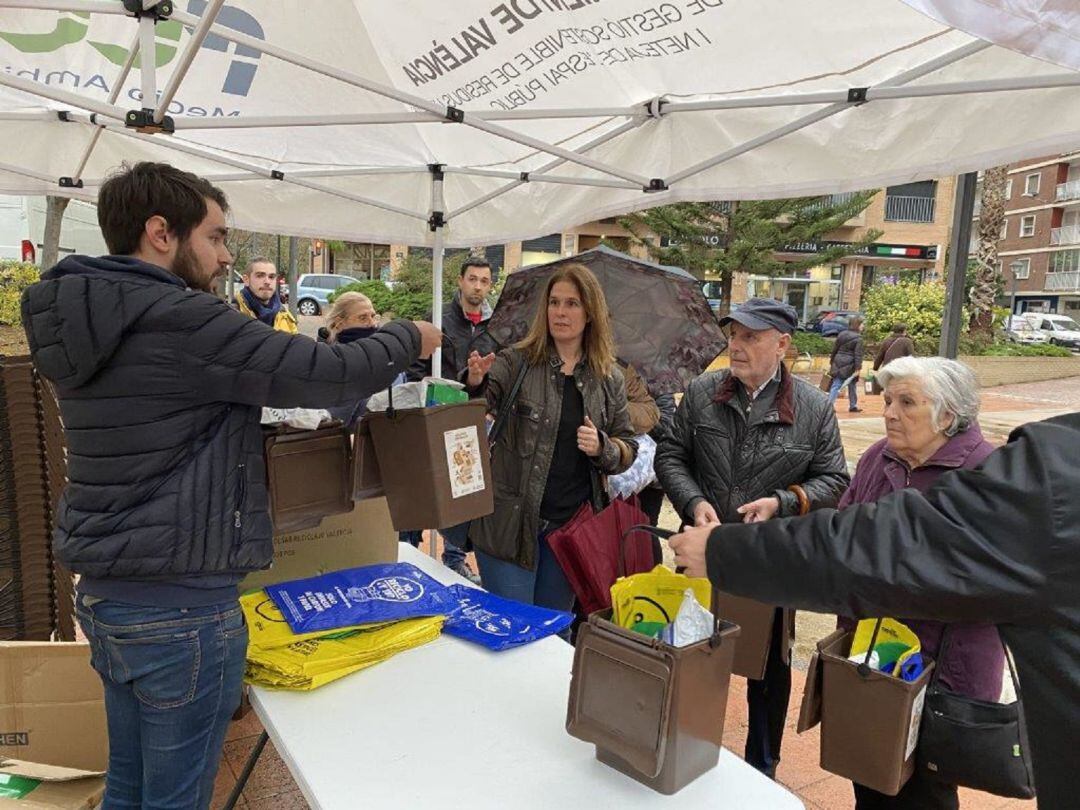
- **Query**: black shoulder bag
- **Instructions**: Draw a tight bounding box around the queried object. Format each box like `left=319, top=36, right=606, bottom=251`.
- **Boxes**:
left=916, top=626, right=1036, bottom=799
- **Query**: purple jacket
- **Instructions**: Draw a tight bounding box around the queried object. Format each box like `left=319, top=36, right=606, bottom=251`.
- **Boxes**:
left=838, top=425, right=1005, bottom=701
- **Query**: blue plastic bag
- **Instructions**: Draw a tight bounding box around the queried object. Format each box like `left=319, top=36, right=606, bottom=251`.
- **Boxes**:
left=266, top=563, right=449, bottom=634
left=440, top=584, right=573, bottom=651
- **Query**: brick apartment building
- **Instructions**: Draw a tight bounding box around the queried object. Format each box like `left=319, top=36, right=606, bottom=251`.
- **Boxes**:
left=977, top=150, right=1080, bottom=318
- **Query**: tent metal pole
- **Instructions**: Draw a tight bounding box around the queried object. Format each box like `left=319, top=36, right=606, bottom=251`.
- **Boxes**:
left=170, top=108, right=645, bottom=129
left=447, top=119, right=645, bottom=220
left=286, top=175, right=429, bottom=222
left=81, top=166, right=431, bottom=186
left=443, top=166, right=640, bottom=190
left=72, top=29, right=141, bottom=184
left=429, top=168, right=446, bottom=562
left=0, top=72, right=126, bottom=120
left=868, top=72, right=1080, bottom=100
left=668, top=40, right=990, bottom=186
left=137, top=14, right=157, bottom=112
left=939, top=172, right=978, bottom=358
left=0, top=112, right=54, bottom=121
left=167, top=8, right=647, bottom=186
left=0, top=161, right=59, bottom=184
left=154, top=0, right=225, bottom=123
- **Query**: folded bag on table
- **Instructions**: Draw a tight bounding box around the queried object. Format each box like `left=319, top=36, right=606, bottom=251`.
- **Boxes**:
left=266, top=563, right=449, bottom=635
left=440, top=584, right=573, bottom=651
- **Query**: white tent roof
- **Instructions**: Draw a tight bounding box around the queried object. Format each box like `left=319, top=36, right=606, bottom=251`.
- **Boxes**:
left=0, top=0, right=1078, bottom=248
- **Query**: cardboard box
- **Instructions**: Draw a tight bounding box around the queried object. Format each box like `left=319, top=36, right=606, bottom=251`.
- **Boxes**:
left=711, top=592, right=775, bottom=680
left=366, top=402, right=494, bottom=531
left=0, top=644, right=107, bottom=773
left=0, top=759, right=104, bottom=809
left=811, top=631, right=935, bottom=796
left=241, top=498, right=398, bottom=592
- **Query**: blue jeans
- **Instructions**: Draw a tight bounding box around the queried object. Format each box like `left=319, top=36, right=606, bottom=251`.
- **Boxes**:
left=399, top=522, right=469, bottom=569
left=75, top=595, right=247, bottom=810
left=828, top=374, right=859, bottom=409
left=474, top=530, right=575, bottom=616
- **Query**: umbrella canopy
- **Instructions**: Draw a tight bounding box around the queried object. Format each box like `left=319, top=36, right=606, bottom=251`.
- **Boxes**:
left=486, top=246, right=727, bottom=396
left=0, top=1, right=1076, bottom=247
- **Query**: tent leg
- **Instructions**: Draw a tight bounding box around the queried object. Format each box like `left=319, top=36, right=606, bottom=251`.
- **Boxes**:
left=939, top=172, right=978, bottom=358
left=428, top=168, right=446, bottom=561
left=137, top=14, right=157, bottom=112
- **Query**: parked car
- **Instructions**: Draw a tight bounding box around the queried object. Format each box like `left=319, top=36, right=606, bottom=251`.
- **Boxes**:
left=1005, top=317, right=1048, bottom=345
left=819, top=310, right=863, bottom=337
left=1024, top=313, right=1080, bottom=350
left=294, top=273, right=361, bottom=316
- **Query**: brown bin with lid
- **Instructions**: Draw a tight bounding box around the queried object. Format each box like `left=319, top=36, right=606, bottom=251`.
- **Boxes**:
left=350, top=418, right=384, bottom=501
left=566, top=597, right=740, bottom=794
left=365, top=400, right=493, bottom=531
left=265, top=425, right=353, bottom=534
left=801, top=629, right=935, bottom=796
left=712, top=590, right=776, bottom=680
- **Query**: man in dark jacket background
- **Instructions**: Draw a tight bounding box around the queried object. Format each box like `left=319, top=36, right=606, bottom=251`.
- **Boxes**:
left=669, top=413, right=1080, bottom=810
left=403, top=257, right=500, bottom=583
left=828, top=315, right=865, bottom=411
left=20, top=162, right=439, bottom=809
left=655, top=297, right=849, bottom=779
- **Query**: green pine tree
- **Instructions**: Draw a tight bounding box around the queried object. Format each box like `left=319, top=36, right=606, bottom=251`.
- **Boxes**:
left=619, top=193, right=882, bottom=315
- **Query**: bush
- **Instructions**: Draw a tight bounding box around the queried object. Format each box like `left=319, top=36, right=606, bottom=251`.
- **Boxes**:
left=792, top=330, right=832, bottom=356
left=0, top=261, right=38, bottom=326
left=327, top=279, right=395, bottom=311
left=977, top=342, right=1073, bottom=358
left=862, top=281, right=965, bottom=356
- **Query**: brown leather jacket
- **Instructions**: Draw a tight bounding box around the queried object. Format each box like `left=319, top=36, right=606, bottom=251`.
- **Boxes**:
left=468, top=346, right=637, bottom=570
left=622, top=363, right=660, bottom=435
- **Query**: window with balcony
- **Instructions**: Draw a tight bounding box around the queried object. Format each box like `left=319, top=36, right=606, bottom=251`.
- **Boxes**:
left=1051, top=249, right=1080, bottom=274
left=1020, top=215, right=1036, bottom=237
left=884, top=180, right=936, bottom=223
left=1024, top=173, right=1040, bottom=196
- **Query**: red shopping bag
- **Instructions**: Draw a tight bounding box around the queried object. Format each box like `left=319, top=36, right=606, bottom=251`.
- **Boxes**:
left=548, top=496, right=655, bottom=615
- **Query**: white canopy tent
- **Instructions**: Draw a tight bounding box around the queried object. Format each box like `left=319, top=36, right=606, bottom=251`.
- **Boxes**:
left=0, top=0, right=1078, bottom=366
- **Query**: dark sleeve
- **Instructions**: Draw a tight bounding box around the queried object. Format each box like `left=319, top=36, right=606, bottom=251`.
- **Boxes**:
left=405, top=308, right=435, bottom=382
left=655, top=380, right=708, bottom=522
left=649, top=394, right=677, bottom=444
left=773, top=399, right=850, bottom=517
left=854, top=335, right=865, bottom=373
left=706, top=421, right=1073, bottom=625
left=873, top=338, right=889, bottom=370
left=595, top=367, right=638, bottom=475
left=179, top=297, right=421, bottom=408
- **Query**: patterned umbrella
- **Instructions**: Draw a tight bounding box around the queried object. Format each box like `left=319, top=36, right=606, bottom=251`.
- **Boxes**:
left=486, top=246, right=727, bottom=396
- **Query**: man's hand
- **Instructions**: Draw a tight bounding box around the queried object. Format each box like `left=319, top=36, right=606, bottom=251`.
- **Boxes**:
left=466, top=350, right=497, bottom=387
left=737, top=496, right=780, bottom=524
left=692, top=500, right=721, bottom=527
left=412, top=321, right=442, bottom=360
left=669, top=524, right=712, bottom=578
left=577, top=415, right=602, bottom=457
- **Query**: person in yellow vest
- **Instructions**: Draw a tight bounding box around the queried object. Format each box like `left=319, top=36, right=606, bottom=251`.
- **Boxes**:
left=234, top=256, right=298, bottom=333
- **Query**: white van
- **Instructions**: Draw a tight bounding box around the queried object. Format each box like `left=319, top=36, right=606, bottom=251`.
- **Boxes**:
left=0, top=195, right=108, bottom=264
left=1023, top=312, right=1080, bottom=350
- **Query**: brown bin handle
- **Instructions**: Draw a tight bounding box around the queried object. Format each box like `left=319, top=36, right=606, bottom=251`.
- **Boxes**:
left=621, top=524, right=726, bottom=649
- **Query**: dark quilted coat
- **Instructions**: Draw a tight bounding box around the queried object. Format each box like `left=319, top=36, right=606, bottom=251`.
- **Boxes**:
left=655, top=365, right=849, bottom=524
left=21, top=255, right=421, bottom=581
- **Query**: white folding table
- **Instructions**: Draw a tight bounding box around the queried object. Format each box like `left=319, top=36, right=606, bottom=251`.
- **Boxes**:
left=242, top=544, right=804, bottom=809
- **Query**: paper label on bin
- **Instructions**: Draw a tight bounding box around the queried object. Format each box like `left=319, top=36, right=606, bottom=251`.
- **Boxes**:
left=905, top=684, right=927, bottom=760
left=444, top=426, right=484, bottom=498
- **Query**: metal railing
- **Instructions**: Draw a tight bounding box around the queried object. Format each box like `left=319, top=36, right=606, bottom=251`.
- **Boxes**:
left=1046, top=271, right=1080, bottom=291
left=1050, top=225, right=1080, bottom=246
left=884, top=195, right=936, bottom=223
left=1055, top=180, right=1080, bottom=202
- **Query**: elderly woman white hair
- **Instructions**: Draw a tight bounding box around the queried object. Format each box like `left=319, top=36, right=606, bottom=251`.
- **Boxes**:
left=836, top=355, right=1005, bottom=809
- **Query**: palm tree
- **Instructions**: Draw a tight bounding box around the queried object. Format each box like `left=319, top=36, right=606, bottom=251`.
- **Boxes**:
left=968, top=167, right=1008, bottom=334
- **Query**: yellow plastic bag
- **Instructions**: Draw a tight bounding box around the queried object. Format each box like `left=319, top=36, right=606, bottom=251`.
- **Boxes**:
left=245, top=615, right=444, bottom=691
left=610, top=565, right=711, bottom=636
left=240, top=590, right=393, bottom=651
left=850, top=618, right=921, bottom=678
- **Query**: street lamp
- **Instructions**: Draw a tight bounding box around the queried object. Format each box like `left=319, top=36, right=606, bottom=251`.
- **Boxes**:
left=1009, top=259, right=1024, bottom=318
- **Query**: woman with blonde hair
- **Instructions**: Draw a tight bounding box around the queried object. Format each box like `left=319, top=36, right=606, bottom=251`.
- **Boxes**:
left=323, top=292, right=399, bottom=427
left=465, top=263, right=637, bottom=610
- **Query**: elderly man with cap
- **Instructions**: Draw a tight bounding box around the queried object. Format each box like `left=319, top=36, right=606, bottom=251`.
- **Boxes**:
left=655, top=297, right=849, bottom=780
